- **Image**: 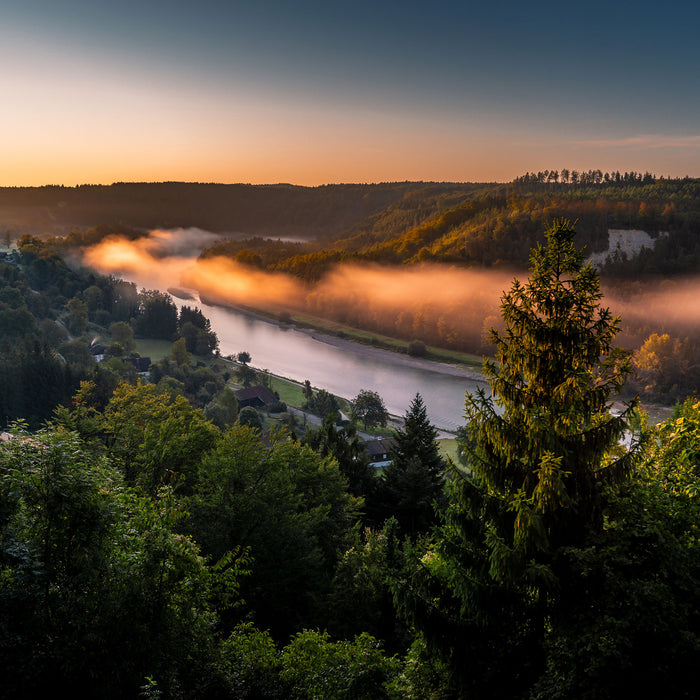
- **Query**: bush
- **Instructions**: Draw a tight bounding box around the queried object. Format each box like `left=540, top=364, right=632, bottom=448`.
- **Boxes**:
left=407, top=340, right=427, bottom=357
left=238, top=406, right=263, bottom=432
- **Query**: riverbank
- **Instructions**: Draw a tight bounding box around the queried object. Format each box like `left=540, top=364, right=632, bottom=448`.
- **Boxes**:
left=304, top=330, right=486, bottom=382
left=195, top=292, right=486, bottom=373
left=199, top=296, right=488, bottom=382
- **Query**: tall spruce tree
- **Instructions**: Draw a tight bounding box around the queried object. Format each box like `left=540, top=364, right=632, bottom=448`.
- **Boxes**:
left=380, top=393, right=445, bottom=536
left=397, top=220, right=639, bottom=698
left=466, top=219, right=637, bottom=560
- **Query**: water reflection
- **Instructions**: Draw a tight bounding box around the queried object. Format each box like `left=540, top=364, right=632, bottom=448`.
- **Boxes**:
left=199, top=302, right=487, bottom=433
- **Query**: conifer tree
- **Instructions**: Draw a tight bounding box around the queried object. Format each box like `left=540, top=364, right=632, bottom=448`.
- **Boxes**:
left=466, top=219, right=637, bottom=563
left=381, top=393, right=445, bottom=535
left=397, top=220, right=639, bottom=698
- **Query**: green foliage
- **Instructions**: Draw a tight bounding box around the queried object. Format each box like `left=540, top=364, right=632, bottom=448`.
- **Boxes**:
left=397, top=221, right=640, bottom=698
left=236, top=350, right=251, bottom=365
left=634, top=332, right=699, bottom=401
left=179, top=318, right=218, bottom=356
left=58, top=339, right=95, bottom=372
left=304, top=414, right=376, bottom=498
left=467, top=220, right=637, bottom=565
left=217, top=624, right=404, bottom=700
left=533, top=400, right=700, bottom=698
left=63, top=297, right=89, bottom=335
left=237, top=406, right=263, bottom=432
left=204, top=386, right=239, bottom=429
left=351, top=389, right=389, bottom=430
left=304, top=387, right=341, bottom=423
left=326, top=519, right=407, bottom=651
left=109, top=320, right=136, bottom=352
left=0, top=341, right=82, bottom=428
left=217, top=623, right=285, bottom=699
left=189, top=425, right=359, bottom=639
left=235, top=363, right=256, bottom=388
left=280, top=629, right=402, bottom=700
left=170, top=336, right=191, bottom=367
left=102, top=381, right=220, bottom=494
left=0, top=426, right=228, bottom=698
left=132, top=289, right=178, bottom=340
left=379, top=394, right=446, bottom=537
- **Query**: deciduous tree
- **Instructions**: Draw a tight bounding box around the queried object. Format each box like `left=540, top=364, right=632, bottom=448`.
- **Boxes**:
left=109, top=320, right=136, bottom=352
left=351, top=389, right=389, bottom=431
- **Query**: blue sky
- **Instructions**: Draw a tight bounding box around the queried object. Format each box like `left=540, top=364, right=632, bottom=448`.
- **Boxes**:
left=1, top=0, right=698, bottom=185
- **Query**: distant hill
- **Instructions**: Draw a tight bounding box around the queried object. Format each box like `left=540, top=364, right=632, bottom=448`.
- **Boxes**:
left=0, top=181, right=484, bottom=239
left=3, top=176, right=698, bottom=277
left=197, top=177, right=700, bottom=279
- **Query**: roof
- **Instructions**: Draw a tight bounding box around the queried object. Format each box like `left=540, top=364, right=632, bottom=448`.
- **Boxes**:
left=364, top=438, right=395, bottom=457
left=127, top=356, right=151, bottom=372
left=234, top=385, right=277, bottom=404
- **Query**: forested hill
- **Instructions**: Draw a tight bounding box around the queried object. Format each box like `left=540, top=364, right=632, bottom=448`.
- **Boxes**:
left=199, top=176, right=700, bottom=279
left=4, top=177, right=698, bottom=278
left=0, top=181, right=485, bottom=238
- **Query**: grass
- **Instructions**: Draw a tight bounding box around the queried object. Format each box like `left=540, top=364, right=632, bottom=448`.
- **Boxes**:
left=438, top=438, right=461, bottom=465
left=269, top=376, right=306, bottom=407
left=134, top=339, right=174, bottom=361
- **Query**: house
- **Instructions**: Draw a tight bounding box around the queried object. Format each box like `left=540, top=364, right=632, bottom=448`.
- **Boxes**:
left=364, top=437, right=395, bottom=468
left=234, top=385, right=277, bottom=409
left=89, top=343, right=106, bottom=362
left=126, top=356, right=152, bottom=374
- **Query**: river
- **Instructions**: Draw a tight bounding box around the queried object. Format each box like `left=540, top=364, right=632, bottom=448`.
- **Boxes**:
left=188, top=300, right=488, bottom=433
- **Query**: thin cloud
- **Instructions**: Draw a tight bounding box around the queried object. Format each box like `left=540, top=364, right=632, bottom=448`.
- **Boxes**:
left=575, top=134, right=700, bottom=149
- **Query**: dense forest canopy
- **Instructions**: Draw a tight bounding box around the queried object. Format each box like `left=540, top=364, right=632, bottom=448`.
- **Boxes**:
left=0, top=181, right=477, bottom=238
left=2, top=174, right=696, bottom=271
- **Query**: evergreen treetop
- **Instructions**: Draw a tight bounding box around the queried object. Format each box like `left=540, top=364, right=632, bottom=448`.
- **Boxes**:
left=395, top=221, right=642, bottom=698
left=380, top=393, right=446, bottom=536
left=465, top=219, right=638, bottom=567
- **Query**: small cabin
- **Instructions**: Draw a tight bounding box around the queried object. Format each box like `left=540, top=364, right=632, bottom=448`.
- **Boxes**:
left=235, top=385, right=277, bottom=409
left=364, top=438, right=395, bottom=468
left=127, top=356, right=152, bottom=374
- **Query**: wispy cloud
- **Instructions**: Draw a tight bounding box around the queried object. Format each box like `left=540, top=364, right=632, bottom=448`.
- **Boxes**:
left=575, top=134, right=700, bottom=149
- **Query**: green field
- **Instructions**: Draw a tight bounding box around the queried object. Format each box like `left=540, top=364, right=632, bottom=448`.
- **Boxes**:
left=438, top=438, right=461, bottom=464
left=269, top=376, right=306, bottom=407
left=134, top=338, right=174, bottom=361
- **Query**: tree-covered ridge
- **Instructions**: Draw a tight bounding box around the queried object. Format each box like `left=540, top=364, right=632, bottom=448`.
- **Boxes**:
left=2, top=177, right=697, bottom=276
left=247, top=177, right=699, bottom=275
left=0, top=181, right=456, bottom=237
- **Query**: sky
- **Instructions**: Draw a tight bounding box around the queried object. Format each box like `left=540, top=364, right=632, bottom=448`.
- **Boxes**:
left=1, top=0, right=698, bottom=187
